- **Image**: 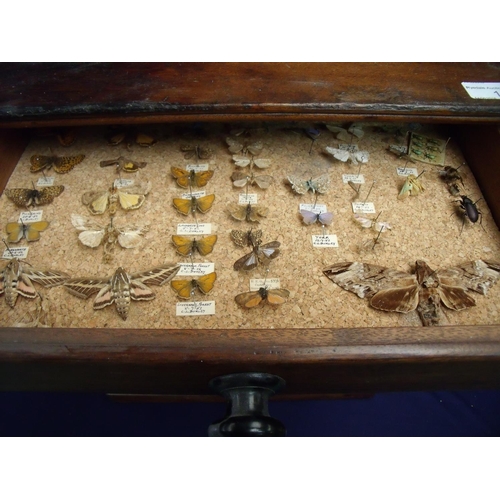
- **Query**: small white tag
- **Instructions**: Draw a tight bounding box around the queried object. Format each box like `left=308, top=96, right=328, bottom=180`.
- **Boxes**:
left=312, top=234, right=338, bottom=248
left=239, top=193, right=258, bottom=205
left=338, top=144, right=359, bottom=152
left=176, top=301, right=215, bottom=316
left=177, top=223, right=212, bottom=235
left=2, top=247, right=29, bottom=259
left=397, top=167, right=418, bottom=177
left=389, top=144, right=408, bottom=155
left=19, top=210, right=43, bottom=222
left=186, top=164, right=209, bottom=171
left=352, top=202, right=376, bottom=214
left=180, top=190, right=206, bottom=199
left=114, top=178, right=134, bottom=188
left=462, top=82, right=500, bottom=99
left=342, top=174, right=365, bottom=184
left=177, top=263, right=215, bottom=276
left=299, top=203, right=327, bottom=213
left=36, top=177, right=55, bottom=186
left=250, top=278, right=280, bottom=291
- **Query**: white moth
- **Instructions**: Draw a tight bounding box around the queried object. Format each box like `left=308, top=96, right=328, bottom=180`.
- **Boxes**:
left=325, top=146, right=370, bottom=165
left=326, top=124, right=365, bottom=141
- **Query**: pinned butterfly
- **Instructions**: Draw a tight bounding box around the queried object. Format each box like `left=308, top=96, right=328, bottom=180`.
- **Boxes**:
left=30, top=154, right=85, bottom=174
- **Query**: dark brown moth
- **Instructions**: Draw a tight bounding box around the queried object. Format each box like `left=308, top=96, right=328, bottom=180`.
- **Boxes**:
left=323, top=260, right=500, bottom=326
left=233, top=239, right=281, bottom=271
left=4, top=185, right=64, bottom=207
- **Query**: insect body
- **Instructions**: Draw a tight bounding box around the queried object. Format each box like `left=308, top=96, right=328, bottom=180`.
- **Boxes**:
left=456, top=195, right=483, bottom=234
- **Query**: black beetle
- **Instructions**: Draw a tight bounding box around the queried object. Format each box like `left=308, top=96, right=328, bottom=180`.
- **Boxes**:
left=456, top=195, right=483, bottom=234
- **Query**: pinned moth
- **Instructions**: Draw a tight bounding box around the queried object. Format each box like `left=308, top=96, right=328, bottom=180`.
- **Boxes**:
left=173, top=194, right=215, bottom=216
left=233, top=239, right=281, bottom=271
left=326, top=124, right=364, bottom=141
left=230, top=228, right=263, bottom=248
left=170, top=272, right=217, bottom=300
left=63, top=264, right=180, bottom=320
left=81, top=182, right=151, bottom=215
left=30, top=154, right=85, bottom=174
left=398, top=172, right=425, bottom=199
left=225, top=137, right=263, bottom=156
left=171, top=166, right=214, bottom=189
left=4, top=185, right=64, bottom=207
left=299, top=209, right=333, bottom=226
left=106, top=128, right=157, bottom=148
left=70, top=214, right=148, bottom=262
left=287, top=174, right=330, bottom=195
left=325, top=146, right=370, bottom=165
left=0, top=258, right=69, bottom=308
left=100, top=157, right=147, bottom=173
left=229, top=202, right=268, bottom=223
left=180, top=144, right=213, bottom=160
left=231, top=171, right=273, bottom=189
left=354, top=213, right=392, bottom=250
left=171, top=235, right=218, bottom=257
left=231, top=155, right=271, bottom=169
left=235, top=287, right=290, bottom=308
left=5, top=220, right=49, bottom=243
left=323, top=260, right=500, bottom=326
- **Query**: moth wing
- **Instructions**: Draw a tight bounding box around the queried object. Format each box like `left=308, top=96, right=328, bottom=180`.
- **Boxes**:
left=370, top=285, right=420, bottom=313
left=258, top=241, right=281, bottom=261
left=107, top=131, right=126, bottom=145
left=129, top=280, right=156, bottom=301
left=374, top=221, right=392, bottom=232
left=437, top=260, right=500, bottom=296
left=325, top=147, right=350, bottom=162
left=16, top=274, right=38, bottom=300
left=131, top=264, right=181, bottom=287
left=197, top=235, right=218, bottom=256
left=231, top=171, right=249, bottom=187
left=5, top=188, right=32, bottom=207
left=232, top=155, right=251, bottom=167
left=5, top=222, right=23, bottom=243
left=194, top=170, right=214, bottom=187
left=83, top=191, right=109, bottom=214
left=170, top=279, right=194, bottom=299
left=253, top=158, right=271, bottom=169
left=235, top=291, right=262, bottom=308
left=22, top=267, right=70, bottom=288
left=336, top=129, right=352, bottom=142
left=353, top=151, right=369, bottom=164
left=196, top=272, right=217, bottom=294
left=398, top=177, right=414, bottom=199
left=312, top=174, right=331, bottom=194
left=253, top=175, right=273, bottom=189
left=172, top=235, right=194, bottom=256
left=171, top=167, right=190, bottom=188
left=230, top=230, right=248, bottom=247
left=53, top=154, right=85, bottom=173
left=25, top=221, right=50, bottom=242
left=37, top=185, right=65, bottom=205
left=118, top=191, right=145, bottom=210
left=92, top=285, right=115, bottom=310
left=196, top=194, right=215, bottom=213
left=226, top=137, right=243, bottom=153
left=348, top=124, right=365, bottom=138
left=117, top=228, right=145, bottom=248
left=287, top=175, right=308, bottom=195
left=198, top=146, right=213, bottom=159
left=247, top=141, right=263, bottom=156
left=318, top=211, right=334, bottom=225
left=173, top=197, right=192, bottom=215
left=234, top=251, right=258, bottom=271
left=135, top=132, right=156, bottom=147
left=79, top=229, right=106, bottom=248
left=30, top=155, right=52, bottom=172
left=71, top=213, right=100, bottom=232
left=266, top=288, right=290, bottom=305
left=64, top=277, right=109, bottom=299
left=300, top=209, right=319, bottom=225
left=437, top=285, right=476, bottom=311
left=247, top=205, right=268, bottom=222
left=354, top=214, right=374, bottom=228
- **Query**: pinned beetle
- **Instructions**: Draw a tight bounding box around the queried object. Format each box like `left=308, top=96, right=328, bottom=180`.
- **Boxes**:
left=456, top=195, right=483, bottom=234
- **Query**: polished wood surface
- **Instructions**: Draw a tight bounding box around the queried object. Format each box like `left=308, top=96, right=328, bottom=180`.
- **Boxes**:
left=1, top=63, right=500, bottom=127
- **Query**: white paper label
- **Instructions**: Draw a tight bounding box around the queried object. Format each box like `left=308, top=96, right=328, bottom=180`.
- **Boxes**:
left=249, top=278, right=281, bottom=291
left=299, top=203, right=327, bottom=213
left=176, top=301, right=215, bottom=316
left=19, top=210, right=43, bottom=222
left=114, top=178, right=134, bottom=188
left=36, top=177, right=55, bottom=186
left=2, top=247, right=29, bottom=259
left=312, top=234, right=338, bottom=248
left=389, top=144, right=408, bottom=154
left=177, top=223, right=212, bottom=235
left=186, top=164, right=209, bottom=171
left=239, top=193, right=258, bottom=205
left=352, top=202, right=376, bottom=214
left=338, top=144, right=359, bottom=152
left=397, top=167, right=418, bottom=177
left=342, top=174, right=365, bottom=184
left=180, top=190, right=206, bottom=199
left=462, top=82, right=500, bottom=99
left=177, top=263, right=215, bottom=276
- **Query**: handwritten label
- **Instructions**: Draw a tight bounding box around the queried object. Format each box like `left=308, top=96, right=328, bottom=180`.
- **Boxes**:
left=338, top=144, right=359, bottom=152
left=186, top=164, right=209, bottom=171
left=177, top=223, right=212, bottom=235
left=299, top=203, right=327, bottom=213
left=312, top=234, right=338, bottom=248
left=180, top=190, right=206, bottom=199
left=389, top=144, right=408, bottom=155
left=176, top=301, right=215, bottom=316
left=178, top=263, right=215, bottom=276
left=352, top=202, right=376, bottom=214
left=114, top=178, right=134, bottom=188
left=36, top=177, right=55, bottom=186
left=396, top=167, right=418, bottom=177
left=249, top=278, right=281, bottom=291
left=2, top=247, right=29, bottom=259
left=462, top=82, right=500, bottom=99
left=342, top=174, right=365, bottom=184
left=239, top=193, right=258, bottom=205
left=19, top=210, right=43, bottom=222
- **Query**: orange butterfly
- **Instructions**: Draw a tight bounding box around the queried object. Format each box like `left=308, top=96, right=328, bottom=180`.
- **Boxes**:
left=30, top=154, right=85, bottom=174
left=5, top=220, right=49, bottom=243
left=235, top=287, right=290, bottom=308
left=173, top=194, right=215, bottom=215
left=172, top=235, right=218, bottom=256
left=170, top=272, right=217, bottom=300
left=171, top=166, right=214, bottom=189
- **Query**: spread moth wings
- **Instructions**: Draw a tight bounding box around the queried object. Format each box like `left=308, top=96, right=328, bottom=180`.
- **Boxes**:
left=5, top=185, right=64, bottom=207
left=231, top=155, right=271, bottom=169
left=6, top=221, right=50, bottom=243
left=231, top=171, right=273, bottom=189
left=326, top=124, right=364, bottom=141
left=171, top=166, right=214, bottom=189
left=325, top=147, right=369, bottom=165
left=300, top=209, right=333, bottom=226
left=235, top=287, right=290, bottom=308
left=233, top=241, right=281, bottom=271
left=354, top=214, right=392, bottom=232
left=172, top=235, right=218, bottom=256
left=398, top=175, right=425, bottom=198
left=170, top=272, right=217, bottom=300
left=287, top=174, right=330, bottom=195
left=100, top=157, right=147, bottom=172
left=82, top=183, right=150, bottom=215
left=180, top=144, right=213, bottom=160
left=229, top=203, right=269, bottom=223
left=173, top=194, right=215, bottom=215
left=226, top=137, right=263, bottom=156
left=30, top=154, right=85, bottom=173
left=230, top=229, right=263, bottom=247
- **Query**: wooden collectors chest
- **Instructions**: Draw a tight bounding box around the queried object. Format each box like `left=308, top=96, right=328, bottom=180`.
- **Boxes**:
left=1, top=62, right=500, bottom=398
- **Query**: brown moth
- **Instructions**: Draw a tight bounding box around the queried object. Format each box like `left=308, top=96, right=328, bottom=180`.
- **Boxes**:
left=233, top=239, right=281, bottom=271
left=323, top=260, right=500, bottom=326
left=100, top=157, right=147, bottom=173
left=0, top=258, right=69, bottom=308
left=229, top=203, right=269, bottom=223
left=230, top=228, right=263, bottom=248
left=4, top=185, right=64, bottom=207
left=63, top=264, right=180, bottom=320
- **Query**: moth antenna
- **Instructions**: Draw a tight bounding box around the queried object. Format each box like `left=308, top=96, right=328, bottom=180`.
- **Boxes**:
left=363, top=180, right=375, bottom=203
